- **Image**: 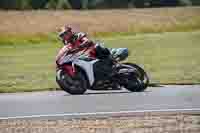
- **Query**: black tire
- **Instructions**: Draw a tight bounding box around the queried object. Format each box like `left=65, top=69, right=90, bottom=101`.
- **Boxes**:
left=123, top=75, right=144, bottom=92
left=56, top=69, right=88, bottom=95
left=123, top=63, right=149, bottom=92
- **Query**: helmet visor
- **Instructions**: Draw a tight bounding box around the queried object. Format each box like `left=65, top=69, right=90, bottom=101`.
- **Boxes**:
left=59, top=31, right=67, bottom=39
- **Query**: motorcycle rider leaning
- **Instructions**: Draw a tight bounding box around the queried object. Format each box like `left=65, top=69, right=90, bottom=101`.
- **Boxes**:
left=56, top=25, right=129, bottom=65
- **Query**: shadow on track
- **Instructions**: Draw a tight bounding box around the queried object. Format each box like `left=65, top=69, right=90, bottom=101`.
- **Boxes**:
left=148, top=83, right=164, bottom=87
left=63, top=91, right=130, bottom=96
left=63, top=90, right=152, bottom=96
left=62, top=83, right=162, bottom=96
left=85, top=91, right=131, bottom=95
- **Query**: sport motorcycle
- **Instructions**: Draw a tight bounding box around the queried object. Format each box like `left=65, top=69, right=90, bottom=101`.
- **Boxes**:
left=56, top=42, right=149, bottom=95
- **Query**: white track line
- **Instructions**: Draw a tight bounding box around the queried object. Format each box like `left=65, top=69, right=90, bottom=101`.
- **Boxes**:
left=1, top=108, right=200, bottom=120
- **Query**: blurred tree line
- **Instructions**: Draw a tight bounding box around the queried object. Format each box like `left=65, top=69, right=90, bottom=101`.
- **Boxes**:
left=0, top=0, right=199, bottom=10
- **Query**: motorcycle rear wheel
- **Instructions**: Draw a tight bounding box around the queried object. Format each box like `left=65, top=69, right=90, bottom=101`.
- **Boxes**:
left=56, top=69, right=88, bottom=95
left=123, top=75, right=143, bottom=92
left=123, top=63, right=149, bottom=92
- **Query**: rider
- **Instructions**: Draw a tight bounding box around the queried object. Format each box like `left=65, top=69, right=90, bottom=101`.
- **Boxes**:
left=56, top=25, right=129, bottom=65
left=56, top=26, right=97, bottom=64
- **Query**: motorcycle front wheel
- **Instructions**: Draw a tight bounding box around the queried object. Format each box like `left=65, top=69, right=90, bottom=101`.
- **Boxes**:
left=56, top=69, right=88, bottom=95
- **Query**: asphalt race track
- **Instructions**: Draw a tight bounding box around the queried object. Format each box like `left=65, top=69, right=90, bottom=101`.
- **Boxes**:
left=0, top=85, right=200, bottom=119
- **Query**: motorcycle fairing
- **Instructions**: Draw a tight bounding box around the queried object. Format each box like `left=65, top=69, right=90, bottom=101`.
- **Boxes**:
left=63, top=64, right=75, bottom=77
left=73, top=58, right=99, bottom=86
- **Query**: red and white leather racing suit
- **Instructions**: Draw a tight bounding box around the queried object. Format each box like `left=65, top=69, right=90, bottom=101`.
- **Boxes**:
left=56, top=32, right=96, bottom=65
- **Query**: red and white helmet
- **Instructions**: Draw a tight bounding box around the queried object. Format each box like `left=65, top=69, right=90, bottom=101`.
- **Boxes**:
left=58, top=26, right=74, bottom=45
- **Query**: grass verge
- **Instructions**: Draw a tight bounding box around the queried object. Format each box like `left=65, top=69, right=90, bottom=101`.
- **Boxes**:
left=0, top=31, right=200, bottom=93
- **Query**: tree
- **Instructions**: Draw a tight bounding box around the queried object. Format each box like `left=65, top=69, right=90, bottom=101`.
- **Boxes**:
left=57, top=0, right=71, bottom=9
left=0, top=0, right=9, bottom=9
left=190, top=0, right=200, bottom=5
left=179, top=0, right=192, bottom=6
left=0, top=0, right=17, bottom=9
left=0, top=0, right=31, bottom=9
left=68, top=0, right=82, bottom=9
left=107, top=0, right=130, bottom=8
left=1, top=0, right=200, bottom=9
left=134, top=0, right=147, bottom=7
left=81, top=0, right=89, bottom=9
left=30, top=0, right=48, bottom=9
left=87, top=0, right=108, bottom=9
left=45, top=0, right=58, bottom=9
left=128, top=0, right=136, bottom=8
left=18, top=0, right=32, bottom=9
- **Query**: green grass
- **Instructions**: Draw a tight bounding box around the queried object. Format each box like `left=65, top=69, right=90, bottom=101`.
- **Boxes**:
left=103, top=31, right=200, bottom=84
left=0, top=31, right=200, bottom=93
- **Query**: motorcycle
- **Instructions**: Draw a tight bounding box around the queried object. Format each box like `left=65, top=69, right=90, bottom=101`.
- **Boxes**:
left=56, top=42, right=149, bottom=95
